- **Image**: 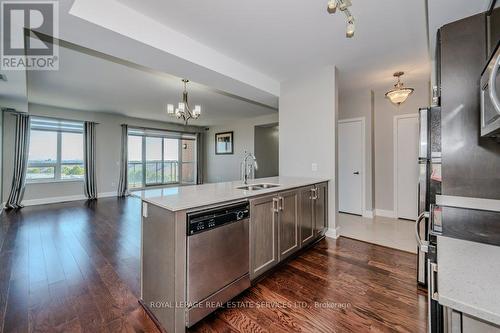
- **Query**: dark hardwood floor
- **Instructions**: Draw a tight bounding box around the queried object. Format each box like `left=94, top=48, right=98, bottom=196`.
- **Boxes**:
left=0, top=197, right=427, bottom=333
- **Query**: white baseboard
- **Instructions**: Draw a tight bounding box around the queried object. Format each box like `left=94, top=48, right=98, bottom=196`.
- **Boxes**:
left=374, top=209, right=396, bottom=218
left=2, top=191, right=118, bottom=208
left=325, top=227, right=340, bottom=239
left=362, top=210, right=374, bottom=218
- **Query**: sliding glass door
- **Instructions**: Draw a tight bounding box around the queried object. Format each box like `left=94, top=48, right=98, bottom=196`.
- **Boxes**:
left=145, top=137, right=163, bottom=185
left=127, top=129, right=196, bottom=189
left=128, top=135, right=143, bottom=188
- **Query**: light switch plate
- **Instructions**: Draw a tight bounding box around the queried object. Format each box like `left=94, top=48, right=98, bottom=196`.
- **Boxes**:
left=311, top=163, right=318, bottom=172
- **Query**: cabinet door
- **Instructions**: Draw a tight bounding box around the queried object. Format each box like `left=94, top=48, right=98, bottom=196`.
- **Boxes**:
left=250, top=194, right=279, bottom=279
left=314, top=183, right=328, bottom=235
left=488, top=7, right=500, bottom=59
left=299, top=186, right=315, bottom=246
left=278, top=190, right=299, bottom=260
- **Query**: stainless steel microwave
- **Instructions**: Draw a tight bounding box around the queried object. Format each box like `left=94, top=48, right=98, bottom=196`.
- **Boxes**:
left=480, top=43, right=500, bottom=137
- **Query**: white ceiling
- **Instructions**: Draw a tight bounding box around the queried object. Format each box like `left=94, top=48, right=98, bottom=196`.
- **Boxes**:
left=13, top=0, right=493, bottom=125
left=116, top=0, right=431, bottom=91
left=110, top=0, right=492, bottom=92
left=27, top=43, right=276, bottom=126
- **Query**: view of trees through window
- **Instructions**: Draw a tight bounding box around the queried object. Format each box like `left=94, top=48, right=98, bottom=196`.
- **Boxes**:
left=27, top=118, right=85, bottom=181
left=127, top=130, right=196, bottom=188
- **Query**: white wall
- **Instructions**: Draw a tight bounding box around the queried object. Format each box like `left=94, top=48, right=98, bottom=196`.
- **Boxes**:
left=338, top=89, right=374, bottom=213
left=279, top=65, right=338, bottom=234
left=338, top=80, right=429, bottom=215
left=373, top=80, right=429, bottom=212
left=2, top=103, right=203, bottom=204
left=204, top=113, right=278, bottom=183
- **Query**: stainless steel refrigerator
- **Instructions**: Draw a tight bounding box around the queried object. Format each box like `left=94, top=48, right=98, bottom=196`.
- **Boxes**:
left=422, top=6, right=500, bottom=332
left=416, top=107, right=441, bottom=287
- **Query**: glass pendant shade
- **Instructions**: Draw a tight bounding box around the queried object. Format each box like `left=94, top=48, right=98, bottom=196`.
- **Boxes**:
left=385, top=72, right=414, bottom=106
left=385, top=87, right=414, bottom=105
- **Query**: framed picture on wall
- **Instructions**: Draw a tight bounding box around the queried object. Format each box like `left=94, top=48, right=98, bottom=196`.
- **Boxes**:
left=215, top=131, right=234, bottom=155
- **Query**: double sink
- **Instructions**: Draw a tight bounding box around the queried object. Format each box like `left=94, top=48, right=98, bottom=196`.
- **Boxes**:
left=236, top=183, right=280, bottom=191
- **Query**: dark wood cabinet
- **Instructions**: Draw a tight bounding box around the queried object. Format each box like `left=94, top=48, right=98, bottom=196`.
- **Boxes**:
left=278, top=190, right=300, bottom=260
left=299, top=186, right=315, bottom=246
left=440, top=12, right=500, bottom=199
left=488, top=6, right=500, bottom=59
left=250, top=182, right=328, bottom=280
left=250, top=194, right=279, bottom=279
left=314, top=183, right=328, bottom=236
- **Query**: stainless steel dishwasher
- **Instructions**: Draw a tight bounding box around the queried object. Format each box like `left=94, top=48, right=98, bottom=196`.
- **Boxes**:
left=186, top=201, right=250, bottom=327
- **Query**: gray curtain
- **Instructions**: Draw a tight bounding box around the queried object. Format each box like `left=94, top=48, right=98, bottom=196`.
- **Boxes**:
left=5, top=113, right=30, bottom=209
left=196, top=132, right=204, bottom=184
left=83, top=121, right=98, bottom=199
left=117, top=124, right=128, bottom=196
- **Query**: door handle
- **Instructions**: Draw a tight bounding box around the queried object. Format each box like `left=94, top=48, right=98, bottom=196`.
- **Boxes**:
left=415, top=211, right=429, bottom=253
left=279, top=196, right=284, bottom=211
left=489, top=54, right=500, bottom=115
left=353, top=171, right=360, bottom=175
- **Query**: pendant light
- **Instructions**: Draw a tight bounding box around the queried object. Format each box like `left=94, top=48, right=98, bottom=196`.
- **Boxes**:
left=166, top=79, right=201, bottom=125
left=385, top=72, right=414, bottom=106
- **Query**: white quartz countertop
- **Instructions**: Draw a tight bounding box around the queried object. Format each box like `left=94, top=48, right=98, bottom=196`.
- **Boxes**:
left=437, top=236, right=500, bottom=326
left=131, top=176, right=329, bottom=212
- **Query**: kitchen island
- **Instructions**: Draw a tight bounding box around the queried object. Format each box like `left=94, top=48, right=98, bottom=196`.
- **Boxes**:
left=132, top=176, right=329, bottom=332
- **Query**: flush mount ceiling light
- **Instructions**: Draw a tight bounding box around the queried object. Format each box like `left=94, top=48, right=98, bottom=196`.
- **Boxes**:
left=166, top=79, right=201, bottom=125
left=327, top=0, right=355, bottom=38
left=385, top=72, right=415, bottom=106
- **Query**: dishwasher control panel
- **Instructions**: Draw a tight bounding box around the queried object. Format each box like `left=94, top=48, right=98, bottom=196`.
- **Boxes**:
left=187, top=201, right=249, bottom=235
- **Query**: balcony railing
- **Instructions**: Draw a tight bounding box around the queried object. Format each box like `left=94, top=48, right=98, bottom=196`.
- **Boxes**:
left=128, top=160, right=179, bottom=188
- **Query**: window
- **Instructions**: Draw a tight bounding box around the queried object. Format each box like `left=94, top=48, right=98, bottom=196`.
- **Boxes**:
left=27, top=117, right=84, bottom=182
left=127, top=128, right=196, bottom=189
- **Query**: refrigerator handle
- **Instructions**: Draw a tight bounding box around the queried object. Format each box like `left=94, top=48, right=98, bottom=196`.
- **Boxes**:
left=429, top=262, right=439, bottom=301
left=415, top=212, right=429, bottom=253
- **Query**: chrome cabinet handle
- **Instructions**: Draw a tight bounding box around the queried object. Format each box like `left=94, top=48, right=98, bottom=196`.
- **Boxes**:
left=311, top=188, right=318, bottom=200
left=489, top=54, right=500, bottom=115
left=279, top=196, right=284, bottom=211
left=272, top=197, right=279, bottom=213
left=415, top=211, right=429, bottom=253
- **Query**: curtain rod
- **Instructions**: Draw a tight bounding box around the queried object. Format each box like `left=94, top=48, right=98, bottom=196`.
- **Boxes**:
left=123, top=124, right=201, bottom=135
left=3, top=110, right=100, bottom=124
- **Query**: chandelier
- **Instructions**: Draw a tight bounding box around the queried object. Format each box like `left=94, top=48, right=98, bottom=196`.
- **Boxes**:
left=385, top=72, right=414, bottom=106
left=327, top=0, right=355, bottom=38
left=167, top=79, right=201, bottom=125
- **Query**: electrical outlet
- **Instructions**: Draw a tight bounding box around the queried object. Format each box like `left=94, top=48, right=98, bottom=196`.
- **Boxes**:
left=311, top=163, right=318, bottom=172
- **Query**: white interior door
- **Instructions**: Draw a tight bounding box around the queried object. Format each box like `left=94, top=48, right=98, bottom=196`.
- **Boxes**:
left=395, top=115, right=419, bottom=220
left=338, top=119, right=363, bottom=215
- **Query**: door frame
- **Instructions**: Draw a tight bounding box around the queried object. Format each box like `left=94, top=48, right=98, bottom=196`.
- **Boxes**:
left=393, top=113, right=419, bottom=220
left=338, top=117, right=366, bottom=216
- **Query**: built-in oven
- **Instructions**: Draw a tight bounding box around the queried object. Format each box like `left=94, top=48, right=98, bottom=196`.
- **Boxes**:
left=480, top=42, right=500, bottom=138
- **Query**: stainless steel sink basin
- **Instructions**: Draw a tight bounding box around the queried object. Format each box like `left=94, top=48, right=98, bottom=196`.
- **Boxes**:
left=258, top=183, right=280, bottom=189
left=236, top=185, right=264, bottom=191
left=236, top=183, right=280, bottom=191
